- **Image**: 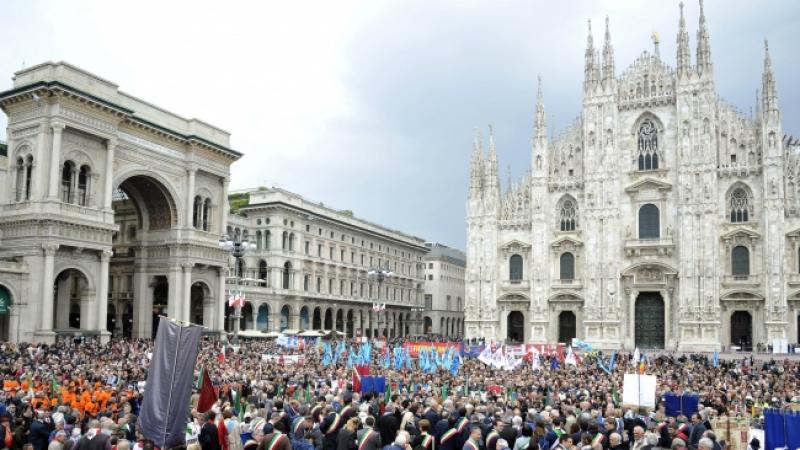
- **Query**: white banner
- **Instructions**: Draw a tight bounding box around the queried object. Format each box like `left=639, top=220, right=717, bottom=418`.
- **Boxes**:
left=622, top=373, right=657, bottom=408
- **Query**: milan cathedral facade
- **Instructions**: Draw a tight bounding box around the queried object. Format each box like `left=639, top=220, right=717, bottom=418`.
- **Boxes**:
left=465, top=1, right=800, bottom=351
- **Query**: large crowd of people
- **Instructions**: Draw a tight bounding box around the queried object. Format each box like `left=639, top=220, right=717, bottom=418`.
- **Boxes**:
left=0, top=337, right=797, bottom=450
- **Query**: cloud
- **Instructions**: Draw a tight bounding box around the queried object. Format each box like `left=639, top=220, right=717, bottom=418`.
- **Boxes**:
left=1, top=0, right=799, bottom=250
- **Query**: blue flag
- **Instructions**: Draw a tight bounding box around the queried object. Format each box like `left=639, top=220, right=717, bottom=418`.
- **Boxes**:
left=712, top=351, right=719, bottom=368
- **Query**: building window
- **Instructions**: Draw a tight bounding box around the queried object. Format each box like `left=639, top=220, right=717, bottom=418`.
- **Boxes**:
left=258, top=260, right=268, bottom=281
left=638, top=204, right=660, bottom=239
left=305, top=241, right=310, bottom=254
left=282, top=262, right=291, bottom=289
left=265, top=231, right=271, bottom=249
left=427, top=274, right=433, bottom=281
left=282, top=231, right=288, bottom=250
left=328, top=279, right=334, bottom=293
left=304, top=275, right=309, bottom=291
left=428, top=263, right=434, bottom=269
left=288, top=233, right=295, bottom=251
left=316, top=277, right=322, bottom=292
left=560, top=252, right=575, bottom=280
left=329, top=247, right=334, bottom=259
left=732, top=246, right=750, bottom=277
left=558, top=196, right=578, bottom=231
left=446, top=295, right=451, bottom=310
left=509, top=254, right=523, bottom=281
left=637, top=118, right=660, bottom=170
left=424, top=294, right=433, bottom=309
left=77, top=165, right=90, bottom=206
left=61, top=161, right=75, bottom=203
left=729, top=186, right=752, bottom=223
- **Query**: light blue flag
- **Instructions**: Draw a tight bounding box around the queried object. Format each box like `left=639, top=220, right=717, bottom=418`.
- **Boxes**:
left=712, top=351, right=719, bottom=368
left=609, top=352, right=617, bottom=372
left=450, top=354, right=460, bottom=376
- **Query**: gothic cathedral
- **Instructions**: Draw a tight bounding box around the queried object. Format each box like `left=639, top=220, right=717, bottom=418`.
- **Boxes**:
left=465, top=1, right=800, bottom=351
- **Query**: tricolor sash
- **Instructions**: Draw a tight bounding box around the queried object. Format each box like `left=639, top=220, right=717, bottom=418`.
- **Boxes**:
left=440, top=429, right=458, bottom=444
left=325, top=413, right=342, bottom=434
left=292, top=417, right=305, bottom=436
left=420, top=434, right=434, bottom=450
left=455, top=418, right=469, bottom=434
left=464, top=439, right=480, bottom=450
left=486, top=431, right=499, bottom=449
left=358, top=429, right=375, bottom=450
left=591, top=433, right=605, bottom=446
left=267, top=433, right=287, bottom=450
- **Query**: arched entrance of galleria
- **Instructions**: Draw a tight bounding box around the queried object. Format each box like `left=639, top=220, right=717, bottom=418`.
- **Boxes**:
left=0, top=62, right=241, bottom=342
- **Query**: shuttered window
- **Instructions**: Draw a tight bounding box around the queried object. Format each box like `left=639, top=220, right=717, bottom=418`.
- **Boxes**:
left=732, top=246, right=750, bottom=276
left=509, top=254, right=523, bottom=281
left=560, top=252, right=575, bottom=280
left=638, top=204, right=660, bottom=239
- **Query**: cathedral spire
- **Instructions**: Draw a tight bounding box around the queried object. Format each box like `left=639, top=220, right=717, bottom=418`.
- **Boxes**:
left=696, top=0, right=713, bottom=76
left=602, top=16, right=615, bottom=83
left=584, top=19, right=598, bottom=88
left=485, top=125, right=500, bottom=193
left=469, top=128, right=484, bottom=193
left=676, top=1, right=692, bottom=78
left=762, top=39, right=779, bottom=115
left=535, top=75, right=546, bottom=142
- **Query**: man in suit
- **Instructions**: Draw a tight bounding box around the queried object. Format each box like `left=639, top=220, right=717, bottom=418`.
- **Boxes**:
left=688, top=414, right=706, bottom=450
left=379, top=404, right=400, bottom=447
left=200, top=411, right=222, bottom=450
left=357, top=416, right=383, bottom=450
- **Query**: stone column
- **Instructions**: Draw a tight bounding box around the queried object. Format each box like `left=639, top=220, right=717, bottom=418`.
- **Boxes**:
left=47, top=123, right=65, bottom=200
left=217, top=267, right=227, bottom=333
left=103, top=139, right=117, bottom=209
left=182, top=263, right=194, bottom=323
left=167, top=265, right=183, bottom=320
left=55, top=275, right=71, bottom=329
left=33, top=123, right=47, bottom=199
left=185, top=168, right=196, bottom=228
left=40, top=244, right=59, bottom=331
left=96, top=250, right=113, bottom=341
left=69, top=165, right=78, bottom=204
left=219, top=177, right=229, bottom=235
left=133, top=270, right=152, bottom=339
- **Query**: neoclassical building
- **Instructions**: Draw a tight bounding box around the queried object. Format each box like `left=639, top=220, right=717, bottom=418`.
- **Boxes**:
left=422, top=242, right=465, bottom=338
left=224, top=188, right=428, bottom=338
left=0, top=62, right=239, bottom=342
left=465, top=2, right=799, bottom=351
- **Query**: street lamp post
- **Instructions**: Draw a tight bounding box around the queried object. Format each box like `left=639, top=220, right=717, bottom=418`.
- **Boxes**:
left=219, top=235, right=256, bottom=346
left=368, top=264, right=392, bottom=342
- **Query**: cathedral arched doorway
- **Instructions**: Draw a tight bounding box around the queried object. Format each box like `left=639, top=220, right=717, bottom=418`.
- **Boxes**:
left=635, top=292, right=664, bottom=349
left=507, top=311, right=524, bottom=344
left=730, top=311, right=752, bottom=351
left=324, top=309, right=333, bottom=330
left=0, top=285, right=11, bottom=341
left=558, top=311, right=577, bottom=344
left=424, top=316, right=432, bottom=334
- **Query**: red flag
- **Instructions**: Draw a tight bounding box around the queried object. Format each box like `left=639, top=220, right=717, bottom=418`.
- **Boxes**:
left=218, top=350, right=226, bottom=364
left=197, top=367, right=217, bottom=413
left=352, top=366, right=364, bottom=393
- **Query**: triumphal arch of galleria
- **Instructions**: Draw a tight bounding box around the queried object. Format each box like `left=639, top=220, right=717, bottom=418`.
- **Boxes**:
left=0, top=62, right=240, bottom=342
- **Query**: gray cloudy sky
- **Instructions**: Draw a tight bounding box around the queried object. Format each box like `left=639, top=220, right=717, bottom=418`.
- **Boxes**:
left=1, top=1, right=798, bottom=250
